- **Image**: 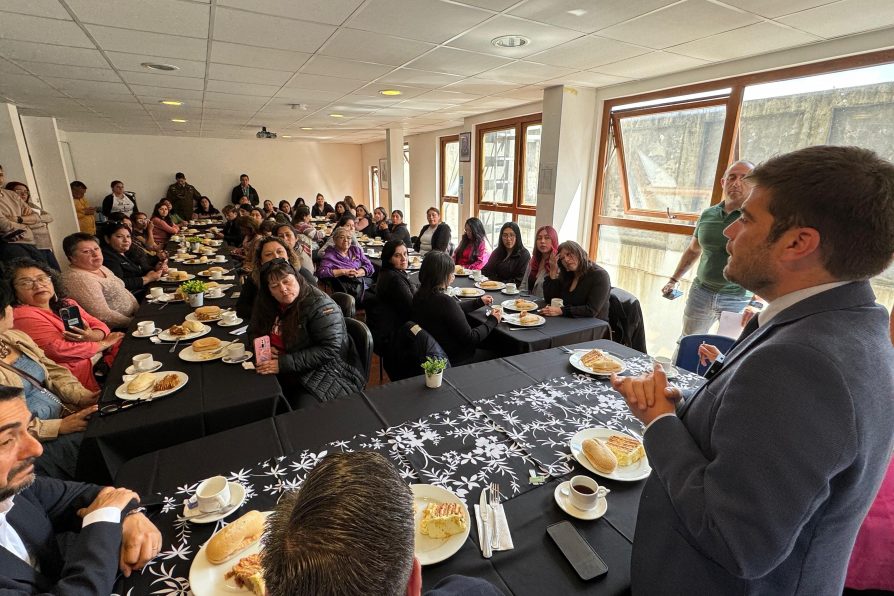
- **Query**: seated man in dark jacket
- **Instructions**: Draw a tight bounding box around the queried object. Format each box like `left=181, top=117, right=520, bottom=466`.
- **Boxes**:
left=0, top=384, right=161, bottom=594
left=263, top=451, right=504, bottom=596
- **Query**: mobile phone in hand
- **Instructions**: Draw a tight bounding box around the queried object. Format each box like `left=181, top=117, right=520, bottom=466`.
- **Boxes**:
left=254, top=336, right=272, bottom=364
left=662, top=289, right=683, bottom=300
left=59, top=306, right=85, bottom=332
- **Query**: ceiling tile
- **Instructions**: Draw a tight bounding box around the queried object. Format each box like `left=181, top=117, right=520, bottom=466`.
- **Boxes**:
left=406, top=47, right=513, bottom=76
left=776, top=0, right=894, bottom=38
left=205, top=79, right=280, bottom=96
left=16, top=62, right=122, bottom=83
left=345, top=0, right=491, bottom=43
left=671, top=22, right=822, bottom=62
left=0, top=13, right=93, bottom=48
left=597, top=0, right=759, bottom=49
left=0, top=0, right=72, bottom=19
left=0, top=61, right=29, bottom=76
left=283, top=74, right=366, bottom=93
left=87, top=26, right=208, bottom=60
left=320, top=29, right=435, bottom=66
left=492, top=85, right=546, bottom=101
left=209, top=63, right=294, bottom=86
left=106, top=52, right=206, bottom=78
left=526, top=35, right=649, bottom=70
left=477, top=61, right=575, bottom=84
left=274, top=88, right=345, bottom=103
left=131, top=86, right=205, bottom=101
left=0, top=40, right=107, bottom=67
left=539, top=71, right=631, bottom=87
left=413, top=89, right=482, bottom=103
left=67, top=0, right=209, bottom=37
left=217, top=0, right=364, bottom=25
left=448, top=15, right=582, bottom=58
left=377, top=68, right=464, bottom=88
left=451, top=0, right=518, bottom=10
left=119, top=71, right=206, bottom=90
left=720, top=0, right=840, bottom=19
left=213, top=8, right=336, bottom=53
left=300, top=56, right=393, bottom=79
left=592, top=51, right=709, bottom=78
left=508, top=0, right=678, bottom=33
left=441, top=79, right=517, bottom=94
left=210, top=42, right=311, bottom=71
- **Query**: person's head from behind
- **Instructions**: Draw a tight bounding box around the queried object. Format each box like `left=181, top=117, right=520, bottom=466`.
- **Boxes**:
left=294, top=204, right=311, bottom=223
left=426, top=207, right=440, bottom=226
left=556, top=240, right=590, bottom=276
left=70, top=181, right=87, bottom=199
left=263, top=451, right=417, bottom=596
left=382, top=240, right=408, bottom=271
left=63, top=233, right=102, bottom=271
left=418, top=250, right=454, bottom=293
left=237, top=215, right=259, bottom=239
left=238, top=205, right=252, bottom=218
left=0, top=383, right=44, bottom=502
left=723, top=145, right=894, bottom=298
left=343, top=195, right=356, bottom=210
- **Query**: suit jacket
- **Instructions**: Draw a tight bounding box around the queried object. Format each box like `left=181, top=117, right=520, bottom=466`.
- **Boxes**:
left=632, top=281, right=894, bottom=595
left=230, top=185, right=259, bottom=206
left=0, top=477, right=122, bottom=595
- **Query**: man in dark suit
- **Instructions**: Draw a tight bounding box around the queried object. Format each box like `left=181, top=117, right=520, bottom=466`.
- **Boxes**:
left=230, top=174, right=260, bottom=206
left=0, top=385, right=161, bottom=594
left=613, top=146, right=894, bottom=594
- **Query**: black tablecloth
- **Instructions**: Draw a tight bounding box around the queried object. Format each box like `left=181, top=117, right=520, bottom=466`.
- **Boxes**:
left=113, top=340, right=704, bottom=595
left=76, top=243, right=285, bottom=485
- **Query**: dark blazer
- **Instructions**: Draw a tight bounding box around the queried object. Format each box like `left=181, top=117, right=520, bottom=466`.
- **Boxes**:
left=482, top=247, right=531, bottom=285
left=413, top=223, right=452, bottom=253
left=543, top=264, right=611, bottom=320
left=101, top=192, right=137, bottom=217
left=383, top=223, right=412, bottom=246
left=0, top=477, right=122, bottom=595
left=222, top=219, right=241, bottom=246
left=311, top=203, right=334, bottom=218
left=230, top=184, right=259, bottom=206
left=425, top=575, right=505, bottom=595
left=101, top=243, right=150, bottom=297
left=373, top=268, right=419, bottom=345
left=632, top=282, right=894, bottom=595
left=412, top=290, right=496, bottom=365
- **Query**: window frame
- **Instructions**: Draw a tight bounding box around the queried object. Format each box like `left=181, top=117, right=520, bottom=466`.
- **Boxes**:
left=440, top=134, right=459, bottom=210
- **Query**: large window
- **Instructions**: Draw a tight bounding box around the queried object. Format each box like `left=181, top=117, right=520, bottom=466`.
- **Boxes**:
left=440, top=135, right=460, bottom=236
left=476, top=115, right=541, bottom=248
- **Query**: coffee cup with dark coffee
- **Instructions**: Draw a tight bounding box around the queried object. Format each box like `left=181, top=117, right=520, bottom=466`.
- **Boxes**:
left=569, top=475, right=608, bottom=510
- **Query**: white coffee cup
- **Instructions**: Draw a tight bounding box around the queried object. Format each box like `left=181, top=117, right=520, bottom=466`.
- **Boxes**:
left=195, top=476, right=231, bottom=513
left=551, top=298, right=564, bottom=308
left=568, top=475, right=608, bottom=511
left=505, top=283, right=517, bottom=293
left=226, top=342, right=245, bottom=360
left=206, top=288, right=222, bottom=298
left=211, top=271, right=223, bottom=280
left=222, top=311, right=237, bottom=324
left=149, top=287, right=164, bottom=298
left=137, top=321, right=155, bottom=335
left=133, top=353, right=154, bottom=371
left=215, top=254, right=226, bottom=262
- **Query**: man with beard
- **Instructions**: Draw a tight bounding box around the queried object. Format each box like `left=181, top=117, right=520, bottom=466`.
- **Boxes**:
left=614, top=146, right=894, bottom=594
left=0, top=385, right=161, bottom=594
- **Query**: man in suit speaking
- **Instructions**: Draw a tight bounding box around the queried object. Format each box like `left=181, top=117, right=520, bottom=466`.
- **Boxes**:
left=613, top=145, right=894, bottom=594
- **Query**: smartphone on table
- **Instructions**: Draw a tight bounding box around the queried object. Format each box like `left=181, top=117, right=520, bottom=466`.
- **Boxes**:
left=547, top=521, right=608, bottom=580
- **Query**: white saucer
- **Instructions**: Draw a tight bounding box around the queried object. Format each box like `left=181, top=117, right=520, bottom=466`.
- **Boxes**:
left=554, top=481, right=607, bottom=521
left=203, top=293, right=225, bottom=300
left=222, top=351, right=253, bottom=364
left=132, top=328, right=161, bottom=338
left=125, top=361, right=162, bottom=375
left=218, top=317, right=244, bottom=327
left=183, top=482, right=246, bottom=523
left=501, top=289, right=520, bottom=295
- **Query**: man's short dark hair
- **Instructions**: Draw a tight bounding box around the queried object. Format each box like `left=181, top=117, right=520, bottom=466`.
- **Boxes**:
left=0, top=385, right=23, bottom=403
left=750, top=145, right=894, bottom=280
left=240, top=174, right=249, bottom=180
left=175, top=172, right=185, bottom=180
left=262, top=452, right=414, bottom=596
left=70, top=181, right=87, bottom=190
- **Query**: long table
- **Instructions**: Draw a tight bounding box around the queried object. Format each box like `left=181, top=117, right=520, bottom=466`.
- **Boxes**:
left=114, top=340, right=703, bottom=595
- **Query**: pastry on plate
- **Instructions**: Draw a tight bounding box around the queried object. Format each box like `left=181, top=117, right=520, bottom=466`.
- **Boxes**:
left=127, top=372, right=155, bottom=394
left=225, top=554, right=265, bottom=595
left=514, top=299, right=537, bottom=310
left=518, top=311, right=537, bottom=324
left=419, top=502, right=466, bottom=539
left=605, top=435, right=645, bottom=467
left=479, top=280, right=501, bottom=289
left=580, top=349, right=623, bottom=373
left=153, top=373, right=180, bottom=392
left=195, top=306, right=221, bottom=321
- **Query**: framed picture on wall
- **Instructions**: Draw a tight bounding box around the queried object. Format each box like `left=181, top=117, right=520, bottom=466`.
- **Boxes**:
left=459, top=132, right=471, bottom=162
left=379, top=158, right=389, bottom=190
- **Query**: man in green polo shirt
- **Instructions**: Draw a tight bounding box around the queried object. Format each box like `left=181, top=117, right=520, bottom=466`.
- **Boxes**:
left=662, top=160, right=754, bottom=337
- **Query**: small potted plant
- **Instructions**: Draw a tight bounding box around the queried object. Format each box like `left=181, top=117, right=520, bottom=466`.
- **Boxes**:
left=186, top=236, right=203, bottom=251
left=180, top=280, right=207, bottom=307
left=421, top=356, right=448, bottom=389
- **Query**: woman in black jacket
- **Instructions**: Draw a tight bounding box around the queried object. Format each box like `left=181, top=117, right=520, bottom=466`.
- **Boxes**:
left=541, top=241, right=611, bottom=321
left=411, top=251, right=501, bottom=366
left=235, top=236, right=314, bottom=320
left=482, top=222, right=531, bottom=285
left=100, top=222, right=163, bottom=299
left=387, top=210, right=412, bottom=245
left=374, top=240, right=419, bottom=337
left=194, top=196, right=220, bottom=218
left=250, top=258, right=365, bottom=409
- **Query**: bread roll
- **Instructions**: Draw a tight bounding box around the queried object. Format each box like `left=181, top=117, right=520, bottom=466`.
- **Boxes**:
left=195, top=306, right=221, bottom=321
left=183, top=320, right=205, bottom=333
left=127, top=372, right=155, bottom=394
left=192, top=337, right=221, bottom=352
left=582, top=438, right=617, bottom=474
left=206, top=510, right=266, bottom=564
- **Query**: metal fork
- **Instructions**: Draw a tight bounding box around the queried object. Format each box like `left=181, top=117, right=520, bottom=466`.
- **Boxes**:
left=169, top=337, right=181, bottom=353
left=489, top=482, right=501, bottom=548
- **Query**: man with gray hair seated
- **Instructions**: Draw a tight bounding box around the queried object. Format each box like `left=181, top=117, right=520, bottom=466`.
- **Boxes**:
left=263, top=451, right=503, bottom=596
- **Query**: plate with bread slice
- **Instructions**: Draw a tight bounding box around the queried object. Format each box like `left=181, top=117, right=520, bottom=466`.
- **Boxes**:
left=569, top=427, right=651, bottom=482
left=186, top=306, right=225, bottom=323
left=179, top=337, right=228, bottom=362
left=159, top=272, right=194, bottom=283
left=501, top=298, right=539, bottom=312
left=412, top=484, right=470, bottom=566
left=475, top=280, right=506, bottom=291
left=503, top=311, right=545, bottom=327
left=189, top=511, right=270, bottom=596
left=454, top=287, right=485, bottom=298
left=158, top=321, right=211, bottom=341
left=569, top=348, right=626, bottom=376
left=115, top=371, right=188, bottom=401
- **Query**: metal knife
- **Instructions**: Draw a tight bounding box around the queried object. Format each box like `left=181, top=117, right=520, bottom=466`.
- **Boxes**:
left=479, top=488, right=492, bottom=558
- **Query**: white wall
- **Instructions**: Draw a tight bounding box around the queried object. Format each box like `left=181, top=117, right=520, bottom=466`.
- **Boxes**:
left=61, top=132, right=364, bottom=211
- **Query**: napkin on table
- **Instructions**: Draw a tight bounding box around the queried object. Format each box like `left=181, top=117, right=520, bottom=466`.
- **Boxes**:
left=474, top=504, right=514, bottom=551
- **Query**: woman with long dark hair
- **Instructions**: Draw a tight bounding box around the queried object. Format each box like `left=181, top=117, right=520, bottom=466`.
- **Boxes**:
left=130, top=211, right=159, bottom=251
left=100, top=222, right=165, bottom=298
left=387, top=210, right=412, bottom=245
left=453, top=217, right=489, bottom=270
left=273, top=223, right=314, bottom=272
left=370, top=207, right=390, bottom=240
left=355, top=204, right=373, bottom=236
left=412, top=251, right=501, bottom=365
left=375, top=239, right=419, bottom=327
left=194, top=196, right=220, bottom=217
left=235, top=236, right=314, bottom=320
left=5, top=181, right=58, bottom=269
left=249, top=258, right=365, bottom=409
left=334, top=201, right=349, bottom=219
left=150, top=200, right=180, bottom=245
left=541, top=240, right=611, bottom=321
left=521, top=225, right=558, bottom=299
left=482, top=222, right=531, bottom=284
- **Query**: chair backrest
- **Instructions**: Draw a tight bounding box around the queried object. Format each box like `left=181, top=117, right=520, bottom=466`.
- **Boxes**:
left=384, top=321, right=450, bottom=381
left=608, top=287, right=647, bottom=353
left=344, top=317, right=373, bottom=380
left=675, top=333, right=737, bottom=375
left=331, top=291, right=356, bottom=318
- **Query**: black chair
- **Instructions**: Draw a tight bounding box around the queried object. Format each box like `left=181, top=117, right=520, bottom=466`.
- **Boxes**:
left=608, top=287, right=647, bottom=353
left=331, top=292, right=356, bottom=318
left=384, top=321, right=450, bottom=381
left=344, top=317, right=373, bottom=381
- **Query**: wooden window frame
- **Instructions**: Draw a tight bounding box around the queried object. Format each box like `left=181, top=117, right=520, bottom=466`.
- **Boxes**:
left=440, top=135, right=459, bottom=208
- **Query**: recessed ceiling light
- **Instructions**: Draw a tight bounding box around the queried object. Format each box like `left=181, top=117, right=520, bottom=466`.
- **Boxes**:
left=159, top=100, right=182, bottom=106
left=329, top=113, right=344, bottom=118
left=281, top=135, right=292, bottom=138
left=379, top=89, right=402, bottom=96
left=566, top=9, right=587, bottom=16
left=491, top=35, right=530, bottom=49
left=300, top=127, right=313, bottom=130
left=142, top=62, right=180, bottom=72
left=171, top=118, right=188, bottom=123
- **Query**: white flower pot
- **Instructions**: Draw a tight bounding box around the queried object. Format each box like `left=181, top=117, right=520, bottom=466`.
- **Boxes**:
left=188, top=292, right=204, bottom=307
left=425, top=371, right=443, bottom=388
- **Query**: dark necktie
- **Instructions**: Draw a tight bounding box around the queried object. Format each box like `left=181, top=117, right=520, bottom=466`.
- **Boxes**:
left=731, top=312, right=760, bottom=350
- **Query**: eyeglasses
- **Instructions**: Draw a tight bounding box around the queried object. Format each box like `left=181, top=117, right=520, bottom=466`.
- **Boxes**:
left=14, top=275, right=52, bottom=289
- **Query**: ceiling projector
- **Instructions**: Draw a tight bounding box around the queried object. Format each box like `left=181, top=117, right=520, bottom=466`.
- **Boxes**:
left=256, top=126, right=277, bottom=139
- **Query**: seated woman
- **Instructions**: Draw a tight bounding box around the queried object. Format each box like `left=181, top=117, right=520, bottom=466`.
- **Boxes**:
left=130, top=211, right=159, bottom=251
left=100, top=222, right=164, bottom=299
left=8, top=258, right=124, bottom=392
left=278, top=200, right=293, bottom=221
left=413, top=207, right=447, bottom=255
left=0, top=283, right=99, bottom=480
left=317, top=227, right=374, bottom=300
left=374, top=239, right=420, bottom=331
left=333, top=200, right=349, bottom=220
left=5, top=181, right=59, bottom=270
left=521, top=225, right=558, bottom=299
left=355, top=204, right=373, bottom=236
left=235, top=236, right=315, bottom=320
left=412, top=251, right=501, bottom=366
left=221, top=205, right=242, bottom=246
left=62, top=233, right=139, bottom=329
left=316, top=215, right=361, bottom=258
left=367, top=207, right=390, bottom=240
left=292, top=204, right=325, bottom=248
left=250, top=258, right=365, bottom=409
left=230, top=215, right=260, bottom=265
left=541, top=240, right=611, bottom=321
left=161, top=198, right=184, bottom=225
left=273, top=223, right=314, bottom=273
left=387, top=210, right=412, bottom=245
left=453, top=217, right=489, bottom=270
left=194, top=196, right=220, bottom=218
left=292, top=197, right=305, bottom=212
left=482, top=222, right=531, bottom=284
left=150, top=201, right=180, bottom=246
left=342, top=195, right=357, bottom=215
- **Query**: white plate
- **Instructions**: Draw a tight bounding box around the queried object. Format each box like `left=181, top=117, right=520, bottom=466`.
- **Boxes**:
left=183, top=482, right=247, bottom=523
left=454, top=269, right=471, bottom=276
left=222, top=351, right=253, bottom=364
left=475, top=281, right=506, bottom=291
left=198, top=271, right=227, bottom=279
left=158, top=324, right=211, bottom=342
left=186, top=312, right=224, bottom=324
left=569, top=351, right=627, bottom=377
left=124, top=361, right=162, bottom=375
left=411, top=484, right=470, bottom=566
left=554, top=481, right=607, bottom=521
left=131, top=327, right=161, bottom=338
left=218, top=317, right=244, bottom=328
left=179, top=344, right=227, bottom=362
left=503, top=312, right=546, bottom=327
left=203, top=293, right=226, bottom=300
left=501, top=288, right=520, bottom=295
left=186, top=511, right=269, bottom=596
left=160, top=274, right=195, bottom=283
left=114, top=371, right=189, bottom=401
left=454, top=288, right=485, bottom=298
left=500, top=298, right=539, bottom=312
left=569, top=427, right=651, bottom=482
left=153, top=293, right=185, bottom=303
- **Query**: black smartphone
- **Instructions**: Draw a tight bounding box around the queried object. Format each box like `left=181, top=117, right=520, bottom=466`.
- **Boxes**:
left=59, top=306, right=85, bottom=332
left=547, top=521, right=608, bottom=580
left=662, top=289, right=683, bottom=300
